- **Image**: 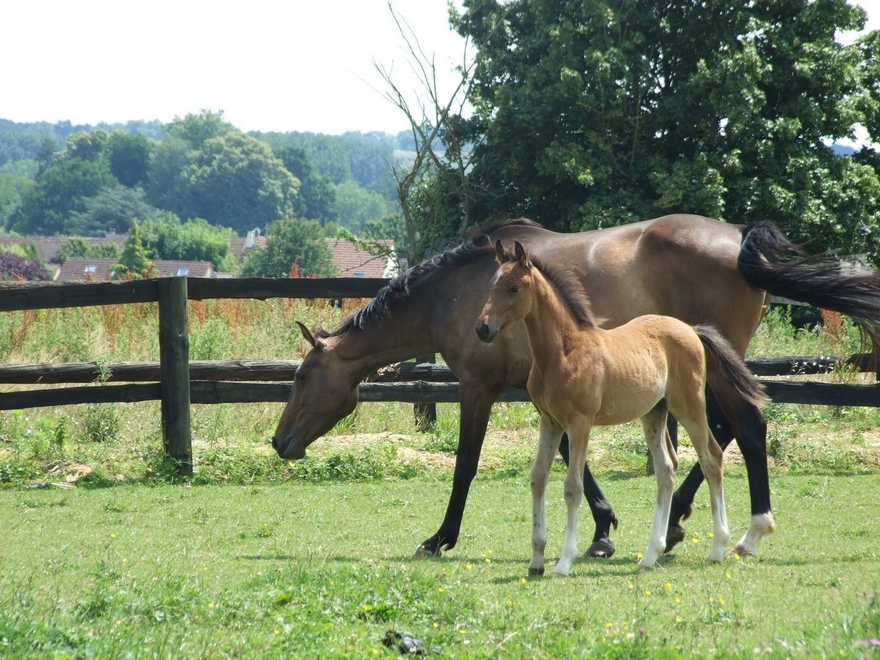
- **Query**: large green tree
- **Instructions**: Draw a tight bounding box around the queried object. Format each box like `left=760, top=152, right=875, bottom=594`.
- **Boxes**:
left=240, top=217, right=337, bottom=277
left=455, top=0, right=880, bottom=259
left=8, top=156, right=116, bottom=234
left=140, top=213, right=236, bottom=271
left=148, top=112, right=299, bottom=234
left=68, top=185, right=158, bottom=236
left=275, top=146, right=337, bottom=224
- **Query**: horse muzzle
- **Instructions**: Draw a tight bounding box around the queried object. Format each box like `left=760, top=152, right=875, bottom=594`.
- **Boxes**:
left=475, top=321, right=498, bottom=343
left=271, top=432, right=307, bottom=460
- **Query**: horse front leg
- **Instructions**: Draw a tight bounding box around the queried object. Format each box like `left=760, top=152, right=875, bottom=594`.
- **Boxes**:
left=558, top=436, right=619, bottom=558
left=554, top=421, right=589, bottom=577
left=415, top=385, right=499, bottom=557
left=640, top=405, right=676, bottom=568
left=530, top=416, right=563, bottom=576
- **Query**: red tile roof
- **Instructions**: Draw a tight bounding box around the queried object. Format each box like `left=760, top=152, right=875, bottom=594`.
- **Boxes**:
left=55, top=259, right=214, bottom=282
left=325, top=238, right=396, bottom=278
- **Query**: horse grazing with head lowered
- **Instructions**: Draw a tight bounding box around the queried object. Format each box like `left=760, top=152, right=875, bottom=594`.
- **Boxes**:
left=476, top=240, right=768, bottom=576
left=272, top=214, right=880, bottom=560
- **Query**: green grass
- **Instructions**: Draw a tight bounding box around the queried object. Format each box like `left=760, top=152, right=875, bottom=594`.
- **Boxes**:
left=2, top=294, right=880, bottom=656
left=1, top=472, right=878, bottom=658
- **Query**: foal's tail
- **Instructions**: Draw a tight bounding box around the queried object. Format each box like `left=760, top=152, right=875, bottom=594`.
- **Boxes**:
left=738, top=221, right=880, bottom=347
left=695, top=325, right=769, bottom=408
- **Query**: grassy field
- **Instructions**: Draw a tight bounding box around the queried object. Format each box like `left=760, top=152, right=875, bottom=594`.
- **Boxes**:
left=1, top=472, right=879, bottom=658
left=1, top=300, right=880, bottom=657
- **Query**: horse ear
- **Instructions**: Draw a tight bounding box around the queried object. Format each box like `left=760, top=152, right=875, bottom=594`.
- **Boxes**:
left=495, top=239, right=508, bottom=264
left=296, top=321, right=321, bottom=351
left=514, top=240, right=530, bottom=267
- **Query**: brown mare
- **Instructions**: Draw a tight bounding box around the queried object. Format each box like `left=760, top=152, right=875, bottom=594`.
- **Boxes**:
left=475, top=240, right=768, bottom=576
left=273, top=214, right=880, bottom=559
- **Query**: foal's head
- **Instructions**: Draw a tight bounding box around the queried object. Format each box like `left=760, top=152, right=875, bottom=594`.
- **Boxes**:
left=475, top=240, right=534, bottom=343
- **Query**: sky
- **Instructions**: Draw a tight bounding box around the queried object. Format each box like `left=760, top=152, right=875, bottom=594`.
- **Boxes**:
left=2, top=0, right=879, bottom=137
left=1, top=0, right=468, bottom=136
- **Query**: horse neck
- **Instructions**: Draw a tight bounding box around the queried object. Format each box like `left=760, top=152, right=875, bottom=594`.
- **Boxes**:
left=522, top=269, right=590, bottom=372
left=329, top=308, right=438, bottom=385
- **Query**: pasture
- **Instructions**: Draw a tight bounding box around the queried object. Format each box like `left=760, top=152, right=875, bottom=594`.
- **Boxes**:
left=1, top=299, right=880, bottom=657
left=2, top=473, right=879, bottom=658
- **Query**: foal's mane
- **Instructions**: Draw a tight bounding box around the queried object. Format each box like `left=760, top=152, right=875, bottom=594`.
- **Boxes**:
left=320, top=218, right=543, bottom=338
left=526, top=253, right=596, bottom=328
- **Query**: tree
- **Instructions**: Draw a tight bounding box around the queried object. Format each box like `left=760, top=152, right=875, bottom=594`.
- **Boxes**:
left=0, top=173, right=33, bottom=227
left=334, top=180, right=389, bottom=232
left=140, top=213, right=236, bottom=271
left=106, top=131, right=152, bottom=188
left=163, top=110, right=235, bottom=150
left=275, top=145, right=338, bottom=224
left=151, top=129, right=299, bottom=234
left=240, top=217, right=338, bottom=277
left=55, top=237, right=120, bottom=264
left=0, top=252, right=50, bottom=281
left=8, top=156, right=115, bottom=234
left=68, top=185, right=158, bottom=236
left=376, top=2, right=482, bottom=263
left=113, top=221, right=152, bottom=279
left=454, top=0, right=880, bottom=260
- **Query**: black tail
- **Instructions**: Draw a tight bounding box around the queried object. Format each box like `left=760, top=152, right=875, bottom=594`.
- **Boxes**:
left=738, top=221, right=880, bottom=346
left=695, top=324, right=769, bottom=408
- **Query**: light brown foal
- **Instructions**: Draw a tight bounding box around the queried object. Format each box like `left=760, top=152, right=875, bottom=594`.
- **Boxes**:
left=475, top=240, right=768, bottom=576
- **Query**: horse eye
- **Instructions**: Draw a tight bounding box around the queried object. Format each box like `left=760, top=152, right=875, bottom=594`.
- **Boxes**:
left=510, top=284, right=521, bottom=293
left=296, top=373, right=305, bottom=383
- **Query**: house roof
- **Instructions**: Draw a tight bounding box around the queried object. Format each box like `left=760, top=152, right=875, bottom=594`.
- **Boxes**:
left=0, top=235, right=126, bottom=262
left=55, top=258, right=214, bottom=282
left=230, top=234, right=267, bottom=258
left=325, top=238, right=396, bottom=278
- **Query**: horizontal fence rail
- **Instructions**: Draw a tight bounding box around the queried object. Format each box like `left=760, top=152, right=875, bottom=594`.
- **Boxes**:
left=1, top=356, right=879, bottom=411
left=2, top=276, right=879, bottom=474
left=0, top=277, right=391, bottom=311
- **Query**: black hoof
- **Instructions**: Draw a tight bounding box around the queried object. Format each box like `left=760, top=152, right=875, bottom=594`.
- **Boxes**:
left=583, top=538, right=616, bottom=559
left=413, top=543, right=441, bottom=558
left=664, top=524, right=686, bottom=553
left=528, top=567, right=545, bottom=576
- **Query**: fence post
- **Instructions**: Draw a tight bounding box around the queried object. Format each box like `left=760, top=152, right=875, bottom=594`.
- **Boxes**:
left=158, top=277, right=192, bottom=476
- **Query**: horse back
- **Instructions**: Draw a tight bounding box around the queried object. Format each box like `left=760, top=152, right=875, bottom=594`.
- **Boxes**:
left=518, top=214, right=768, bottom=356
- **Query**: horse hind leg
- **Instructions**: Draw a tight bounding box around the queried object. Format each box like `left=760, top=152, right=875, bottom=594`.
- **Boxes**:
left=639, top=403, right=676, bottom=569
left=679, top=414, right=730, bottom=564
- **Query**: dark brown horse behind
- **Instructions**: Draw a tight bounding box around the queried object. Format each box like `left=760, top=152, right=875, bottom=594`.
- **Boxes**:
left=272, top=215, right=880, bottom=559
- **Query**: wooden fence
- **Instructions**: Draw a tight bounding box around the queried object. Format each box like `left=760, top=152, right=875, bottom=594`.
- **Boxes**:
left=2, top=277, right=879, bottom=475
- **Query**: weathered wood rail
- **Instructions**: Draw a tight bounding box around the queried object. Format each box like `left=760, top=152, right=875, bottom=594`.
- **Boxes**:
left=2, top=277, right=879, bottom=475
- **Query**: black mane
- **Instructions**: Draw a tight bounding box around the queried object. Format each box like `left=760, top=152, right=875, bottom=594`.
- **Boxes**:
left=528, top=253, right=596, bottom=328
left=321, top=218, right=543, bottom=338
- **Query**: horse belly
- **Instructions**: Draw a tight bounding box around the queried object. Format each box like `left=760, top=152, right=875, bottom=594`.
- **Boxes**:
left=592, top=385, right=666, bottom=427
left=588, top=345, right=668, bottom=426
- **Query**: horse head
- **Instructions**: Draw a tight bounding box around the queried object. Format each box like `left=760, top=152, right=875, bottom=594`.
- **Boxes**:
left=475, top=240, right=533, bottom=343
left=271, top=321, right=359, bottom=460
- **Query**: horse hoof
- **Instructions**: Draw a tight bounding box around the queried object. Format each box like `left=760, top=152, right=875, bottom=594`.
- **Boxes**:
left=664, top=524, right=686, bottom=553
left=731, top=544, right=757, bottom=559
left=413, top=544, right=440, bottom=558
left=528, top=567, right=545, bottom=577
left=583, top=539, right=616, bottom=559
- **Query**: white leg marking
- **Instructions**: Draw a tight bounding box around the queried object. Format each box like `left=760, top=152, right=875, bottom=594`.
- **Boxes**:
left=733, top=512, right=776, bottom=558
